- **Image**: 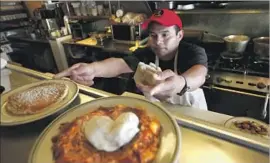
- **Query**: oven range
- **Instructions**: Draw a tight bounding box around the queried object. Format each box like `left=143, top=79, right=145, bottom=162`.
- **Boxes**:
left=206, top=52, right=269, bottom=94
left=203, top=51, right=269, bottom=122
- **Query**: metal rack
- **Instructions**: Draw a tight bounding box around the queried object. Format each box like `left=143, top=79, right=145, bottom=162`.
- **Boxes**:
left=0, top=1, right=30, bottom=33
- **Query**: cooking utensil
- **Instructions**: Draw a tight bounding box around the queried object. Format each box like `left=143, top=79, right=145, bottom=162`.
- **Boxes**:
left=253, top=37, right=269, bottom=59
left=223, top=35, right=250, bottom=53
left=183, top=30, right=250, bottom=54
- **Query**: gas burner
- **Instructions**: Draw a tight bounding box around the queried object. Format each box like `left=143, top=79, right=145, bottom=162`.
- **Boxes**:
left=249, top=60, right=269, bottom=74
left=220, top=51, right=244, bottom=61
left=243, top=56, right=269, bottom=77
left=254, top=56, right=269, bottom=62
left=218, top=56, right=244, bottom=70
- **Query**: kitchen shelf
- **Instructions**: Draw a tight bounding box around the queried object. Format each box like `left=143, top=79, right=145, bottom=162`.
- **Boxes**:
left=0, top=41, right=9, bottom=46
left=174, top=9, right=269, bottom=15
left=0, top=9, right=27, bottom=16
left=0, top=17, right=28, bottom=23
left=68, top=15, right=110, bottom=22
left=0, top=25, right=28, bottom=33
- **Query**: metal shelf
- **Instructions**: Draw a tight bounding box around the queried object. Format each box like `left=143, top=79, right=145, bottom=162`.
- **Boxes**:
left=0, top=17, right=28, bottom=24
left=0, top=41, right=9, bottom=46
left=174, top=9, right=269, bottom=15
left=0, top=25, right=28, bottom=33
left=0, top=8, right=27, bottom=16
left=68, top=15, right=110, bottom=22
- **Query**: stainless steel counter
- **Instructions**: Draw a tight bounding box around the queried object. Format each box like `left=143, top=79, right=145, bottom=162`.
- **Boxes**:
left=7, top=34, right=49, bottom=44
left=63, top=38, right=133, bottom=55
left=1, top=64, right=269, bottom=163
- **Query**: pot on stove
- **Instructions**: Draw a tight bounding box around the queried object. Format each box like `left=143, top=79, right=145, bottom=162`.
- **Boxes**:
left=223, top=35, right=250, bottom=54
left=253, top=37, right=269, bottom=60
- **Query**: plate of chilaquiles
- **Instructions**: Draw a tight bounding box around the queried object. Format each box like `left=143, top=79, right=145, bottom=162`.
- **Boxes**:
left=0, top=79, right=78, bottom=126
left=28, top=96, right=181, bottom=163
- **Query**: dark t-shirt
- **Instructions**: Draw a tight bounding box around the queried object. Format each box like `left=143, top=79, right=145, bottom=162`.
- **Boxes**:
left=123, top=41, right=208, bottom=74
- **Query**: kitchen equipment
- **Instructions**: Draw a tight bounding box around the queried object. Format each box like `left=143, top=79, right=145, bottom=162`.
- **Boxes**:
left=111, top=24, right=147, bottom=44
left=253, top=37, right=269, bottom=60
left=184, top=31, right=250, bottom=54
left=223, top=35, right=250, bottom=53
left=39, top=3, right=65, bottom=36
left=28, top=96, right=181, bottom=163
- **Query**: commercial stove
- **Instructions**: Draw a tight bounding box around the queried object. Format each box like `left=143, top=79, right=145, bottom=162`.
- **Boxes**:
left=207, top=51, right=269, bottom=94
left=204, top=50, right=269, bottom=122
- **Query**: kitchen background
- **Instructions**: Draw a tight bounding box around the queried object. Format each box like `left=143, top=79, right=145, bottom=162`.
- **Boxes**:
left=0, top=1, right=269, bottom=123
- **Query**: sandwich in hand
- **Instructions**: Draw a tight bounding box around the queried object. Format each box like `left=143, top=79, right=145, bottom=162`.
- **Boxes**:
left=134, top=62, right=162, bottom=86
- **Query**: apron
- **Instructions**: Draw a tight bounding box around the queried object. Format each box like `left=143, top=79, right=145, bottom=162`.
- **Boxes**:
left=144, top=52, right=208, bottom=110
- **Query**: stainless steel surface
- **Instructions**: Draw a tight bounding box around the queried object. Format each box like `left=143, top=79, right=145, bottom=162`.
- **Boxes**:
left=63, top=38, right=133, bottom=55
left=209, top=72, right=270, bottom=94
left=65, top=2, right=70, bottom=16
left=176, top=115, right=269, bottom=153
left=223, top=35, right=250, bottom=53
left=6, top=63, right=116, bottom=98
left=179, top=126, right=268, bottom=163
left=7, top=34, right=49, bottom=44
left=253, top=37, right=269, bottom=59
left=175, top=9, right=269, bottom=14
left=203, top=85, right=266, bottom=98
left=176, top=8, right=269, bottom=38
left=261, top=94, right=269, bottom=119
left=49, top=35, right=71, bottom=71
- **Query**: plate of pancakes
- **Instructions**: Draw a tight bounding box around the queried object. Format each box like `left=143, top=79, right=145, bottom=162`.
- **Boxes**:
left=0, top=79, right=79, bottom=126
left=28, top=96, right=181, bottom=163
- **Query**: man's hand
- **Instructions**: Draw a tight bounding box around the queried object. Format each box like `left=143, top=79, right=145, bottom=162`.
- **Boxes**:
left=54, top=63, right=96, bottom=86
left=136, top=69, right=185, bottom=101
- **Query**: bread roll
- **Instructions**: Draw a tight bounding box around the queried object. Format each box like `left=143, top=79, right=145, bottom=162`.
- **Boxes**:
left=134, top=62, right=162, bottom=86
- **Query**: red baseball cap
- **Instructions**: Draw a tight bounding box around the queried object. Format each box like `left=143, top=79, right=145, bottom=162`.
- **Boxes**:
left=142, top=9, right=183, bottom=30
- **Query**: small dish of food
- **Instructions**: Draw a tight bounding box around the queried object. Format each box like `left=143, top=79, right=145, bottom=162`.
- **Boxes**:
left=28, top=96, right=181, bottom=163
left=224, top=117, right=269, bottom=139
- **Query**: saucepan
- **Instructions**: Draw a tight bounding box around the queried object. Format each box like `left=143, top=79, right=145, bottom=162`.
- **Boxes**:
left=253, top=37, right=269, bottom=60
left=184, top=30, right=250, bottom=54
left=223, top=35, right=250, bottom=53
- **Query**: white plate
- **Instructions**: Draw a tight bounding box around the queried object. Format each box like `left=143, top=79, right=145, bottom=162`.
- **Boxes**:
left=0, top=79, right=78, bottom=126
left=28, top=96, right=181, bottom=163
left=224, top=117, right=269, bottom=139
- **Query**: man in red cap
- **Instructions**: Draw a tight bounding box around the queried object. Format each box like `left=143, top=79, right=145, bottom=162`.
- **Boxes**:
left=55, top=9, right=208, bottom=110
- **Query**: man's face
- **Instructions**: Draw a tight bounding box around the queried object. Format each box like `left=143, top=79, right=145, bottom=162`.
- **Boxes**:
left=148, top=23, right=183, bottom=59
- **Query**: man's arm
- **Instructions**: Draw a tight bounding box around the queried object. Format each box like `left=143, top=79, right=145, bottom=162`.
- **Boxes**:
left=181, top=64, right=207, bottom=91
left=93, top=58, right=133, bottom=78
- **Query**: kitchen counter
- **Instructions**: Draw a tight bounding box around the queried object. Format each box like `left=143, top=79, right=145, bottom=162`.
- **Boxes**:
left=63, top=38, right=134, bottom=55
left=7, top=34, right=49, bottom=44
left=1, top=63, right=269, bottom=163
